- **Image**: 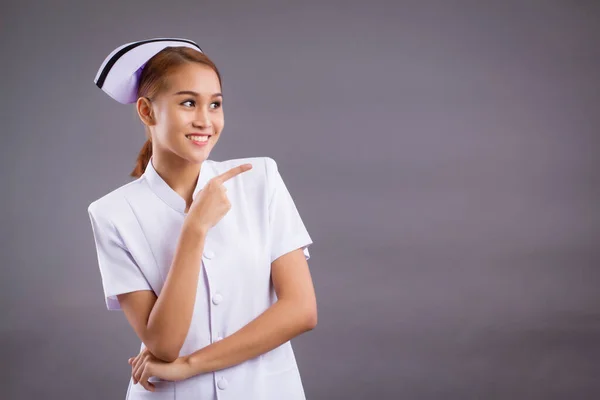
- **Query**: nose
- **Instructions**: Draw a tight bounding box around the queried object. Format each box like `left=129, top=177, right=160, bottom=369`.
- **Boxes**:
left=193, top=108, right=212, bottom=129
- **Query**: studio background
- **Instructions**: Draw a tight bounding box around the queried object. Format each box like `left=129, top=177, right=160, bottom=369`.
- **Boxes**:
left=1, top=1, right=599, bottom=399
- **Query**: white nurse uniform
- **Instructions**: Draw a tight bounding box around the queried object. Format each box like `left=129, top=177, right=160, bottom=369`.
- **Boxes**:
left=88, top=156, right=313, bottom=400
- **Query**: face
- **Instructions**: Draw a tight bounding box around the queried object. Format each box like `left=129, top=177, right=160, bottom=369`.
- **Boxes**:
left=138, top=62, right=224, bottom=164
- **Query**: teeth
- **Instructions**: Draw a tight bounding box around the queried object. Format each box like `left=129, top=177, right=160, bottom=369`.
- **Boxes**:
left=188, top=135, right=209, bottom=142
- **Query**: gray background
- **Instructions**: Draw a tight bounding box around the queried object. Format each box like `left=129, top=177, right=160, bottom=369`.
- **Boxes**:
left=1, top=0, right=599, bottom=399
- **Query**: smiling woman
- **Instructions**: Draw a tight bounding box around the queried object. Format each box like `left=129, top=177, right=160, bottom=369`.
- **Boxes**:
left=131, top=46, right=224, bottom=178
left=88, top=38, right=316, bottom=400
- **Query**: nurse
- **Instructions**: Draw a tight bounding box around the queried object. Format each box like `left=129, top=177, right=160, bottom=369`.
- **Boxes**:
left=87, top=38, right=317, bottom=400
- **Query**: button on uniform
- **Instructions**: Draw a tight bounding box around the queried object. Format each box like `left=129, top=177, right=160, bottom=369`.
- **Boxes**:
left=212, top=293, right=223, bottom=305
left=203, top=249, right=215, bottom=259
left=217, top=378, right=228, bottom=390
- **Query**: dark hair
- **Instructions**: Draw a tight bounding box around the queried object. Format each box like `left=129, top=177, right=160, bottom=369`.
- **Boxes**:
left=130, top=47, right=222, bottom=178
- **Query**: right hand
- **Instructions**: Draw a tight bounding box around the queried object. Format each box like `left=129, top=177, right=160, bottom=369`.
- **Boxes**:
left=184, top=163, right=253, bottom=233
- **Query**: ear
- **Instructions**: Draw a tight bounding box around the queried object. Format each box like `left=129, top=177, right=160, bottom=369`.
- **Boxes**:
left=136, top=97, right=156, bottom=127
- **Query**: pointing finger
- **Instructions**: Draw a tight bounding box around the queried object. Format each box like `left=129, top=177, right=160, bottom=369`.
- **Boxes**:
left=215, top=164, right=252, bottom=183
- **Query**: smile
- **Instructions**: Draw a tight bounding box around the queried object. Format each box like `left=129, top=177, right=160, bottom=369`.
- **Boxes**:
left=185, top=134, right=211, bottom=147
left=186, top=135, right=209, bottom=142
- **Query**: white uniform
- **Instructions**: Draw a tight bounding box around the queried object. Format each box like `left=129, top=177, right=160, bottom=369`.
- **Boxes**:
left=87, top=156, right=313, bottom=400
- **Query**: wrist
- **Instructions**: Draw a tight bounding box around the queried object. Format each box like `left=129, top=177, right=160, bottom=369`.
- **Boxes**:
left=185, top=350, right=209, bottom=376
left=183, top=221, right=208, bottom=238
left=180, top=355, right=195, bottom=380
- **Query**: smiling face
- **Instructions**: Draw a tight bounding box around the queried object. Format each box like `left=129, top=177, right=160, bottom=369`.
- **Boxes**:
left=138, top=62, right=224, bottom=164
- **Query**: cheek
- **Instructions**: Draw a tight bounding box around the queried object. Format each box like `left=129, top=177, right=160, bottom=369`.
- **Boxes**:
left=163, top=112, right=189, bottom=134
left=169, top=110, right=191, bottom=126
left=213, top=115, right=225, bottom=133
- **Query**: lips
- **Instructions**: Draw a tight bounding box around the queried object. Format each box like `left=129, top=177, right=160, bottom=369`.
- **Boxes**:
left=185, top=133, right=211, bottom=147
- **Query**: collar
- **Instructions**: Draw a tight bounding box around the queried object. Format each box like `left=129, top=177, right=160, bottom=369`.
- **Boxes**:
left=143, top=156, right=214, bottom=214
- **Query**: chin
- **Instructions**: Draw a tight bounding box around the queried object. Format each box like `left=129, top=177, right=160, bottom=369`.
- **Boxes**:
left=189, top=150, right=211, bottom=164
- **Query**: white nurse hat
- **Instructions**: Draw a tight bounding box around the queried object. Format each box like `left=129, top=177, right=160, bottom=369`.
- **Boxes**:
left=94, top=37, right=203, bottom=104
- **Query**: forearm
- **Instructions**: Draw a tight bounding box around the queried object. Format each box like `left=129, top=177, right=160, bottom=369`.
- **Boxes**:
left=146, top=226, right=206, bottom=360
left=183, top=298, right=316, bottom=376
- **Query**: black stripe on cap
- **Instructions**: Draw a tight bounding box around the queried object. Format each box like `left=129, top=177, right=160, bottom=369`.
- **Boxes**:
left=95, top=38, right=202, bottom=89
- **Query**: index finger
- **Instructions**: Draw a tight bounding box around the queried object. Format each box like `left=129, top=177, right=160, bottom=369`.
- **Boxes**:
left=215, top=163, right=253, bottom=183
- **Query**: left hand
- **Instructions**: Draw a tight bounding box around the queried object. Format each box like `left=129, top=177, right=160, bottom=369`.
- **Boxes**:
left=128, top=348, right=191, bottom=391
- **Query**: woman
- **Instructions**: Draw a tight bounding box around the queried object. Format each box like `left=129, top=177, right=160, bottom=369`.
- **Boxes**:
left=88, top=38, right=317, bottom=400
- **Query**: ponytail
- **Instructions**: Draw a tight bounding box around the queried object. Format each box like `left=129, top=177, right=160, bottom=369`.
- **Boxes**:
left=130, top=139, right=152, bottom=178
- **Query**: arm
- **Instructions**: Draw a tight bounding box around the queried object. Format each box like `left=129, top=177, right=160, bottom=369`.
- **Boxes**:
left=118, top=164, right=253, bottom=363
left=118, top=225, right=207, bottom=362
left=182, top=247, right=317, bottom=377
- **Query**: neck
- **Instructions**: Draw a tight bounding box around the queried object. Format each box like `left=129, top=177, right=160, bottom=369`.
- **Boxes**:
left=151, top=153, right=201, bottom=208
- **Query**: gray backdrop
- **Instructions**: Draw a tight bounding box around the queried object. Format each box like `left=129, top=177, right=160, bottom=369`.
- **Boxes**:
left=1, top=0, right=599, bottom=399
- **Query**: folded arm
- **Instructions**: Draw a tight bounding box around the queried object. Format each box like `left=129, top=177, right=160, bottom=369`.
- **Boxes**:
left=182, top=247, right=317, bottom=377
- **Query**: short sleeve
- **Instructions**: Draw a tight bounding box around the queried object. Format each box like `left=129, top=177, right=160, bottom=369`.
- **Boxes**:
left=87, top=205, right=152, bottom=310
left=265, top=157, right=313, bottom=263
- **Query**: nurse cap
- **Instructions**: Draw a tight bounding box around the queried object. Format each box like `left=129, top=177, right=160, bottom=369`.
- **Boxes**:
left=94, top=38, right=203, bottom=104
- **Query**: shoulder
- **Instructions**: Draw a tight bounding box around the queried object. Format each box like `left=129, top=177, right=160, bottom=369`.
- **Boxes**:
left=87, top=177, right=147, bottom=224
left=208, top=157, right=287, bottom=206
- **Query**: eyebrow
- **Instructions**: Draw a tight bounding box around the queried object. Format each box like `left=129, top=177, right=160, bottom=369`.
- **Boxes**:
left=173, top=90, right=223, bottom=98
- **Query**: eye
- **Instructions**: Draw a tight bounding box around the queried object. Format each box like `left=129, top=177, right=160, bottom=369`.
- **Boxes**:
left=210, top=101, right=222, bottom=109
left=181, top=99, right=195, bottom=107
